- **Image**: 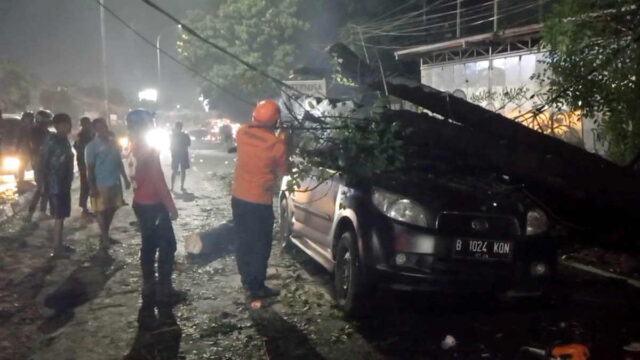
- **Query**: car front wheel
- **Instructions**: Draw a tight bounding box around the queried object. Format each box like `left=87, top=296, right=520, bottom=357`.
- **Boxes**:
left=334, top=229, right=372, bottom=317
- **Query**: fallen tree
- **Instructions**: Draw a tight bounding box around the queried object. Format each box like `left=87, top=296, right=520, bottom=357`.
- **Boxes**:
left=325, top=43, right=640, bottom=228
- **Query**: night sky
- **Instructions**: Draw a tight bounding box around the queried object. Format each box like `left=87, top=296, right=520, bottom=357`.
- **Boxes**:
left=0, top=0, right=207, bottom=108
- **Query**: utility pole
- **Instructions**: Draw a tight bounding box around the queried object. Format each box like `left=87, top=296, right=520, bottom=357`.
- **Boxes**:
left=456, top=0, right=461, bottom=38
left=156, top=25, right=181, bottom=110
left=99, top=0, right=110, bottom=123
left=423, top=0, right=428, bottom=38
left=493, top=0, right=499, bottom=32
left=538, top=0, right=544, bottom=24
left=156, top=34, right=162, bottom=105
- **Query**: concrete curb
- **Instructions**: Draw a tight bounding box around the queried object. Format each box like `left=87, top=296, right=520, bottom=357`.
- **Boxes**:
left=561, top=259, right=640, bottom=289
left=0, top=190, right=33, bottom=223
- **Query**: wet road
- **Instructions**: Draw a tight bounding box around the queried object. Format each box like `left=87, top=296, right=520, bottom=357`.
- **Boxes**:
left=0, top=143, right=638, bottom=360
left=0, top=170, right=34, bottom=206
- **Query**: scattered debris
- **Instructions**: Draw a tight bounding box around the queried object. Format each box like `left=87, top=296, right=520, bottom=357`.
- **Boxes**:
left=441, top=334, right=457, bottom=350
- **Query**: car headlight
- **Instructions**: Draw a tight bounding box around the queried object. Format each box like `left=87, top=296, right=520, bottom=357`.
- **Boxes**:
left=2, top=157, right=21, bottom=172
left=526, top=208, right=549, bottom=235
left=372, top=188, right=428, bottom=227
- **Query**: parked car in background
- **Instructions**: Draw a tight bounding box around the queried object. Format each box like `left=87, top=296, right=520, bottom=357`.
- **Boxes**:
left=279, top=164, right=557, bottom=316
left=189, top=128, right=210, bottom=142
left=0, top=116, right=24, bottom=177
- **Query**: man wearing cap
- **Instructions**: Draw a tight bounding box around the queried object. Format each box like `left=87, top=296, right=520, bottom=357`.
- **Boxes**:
left=232, top=100, right=288, bottom=302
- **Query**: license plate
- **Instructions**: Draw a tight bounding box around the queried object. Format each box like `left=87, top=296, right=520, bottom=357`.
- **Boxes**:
left=453, top=238, right=512, bottom=260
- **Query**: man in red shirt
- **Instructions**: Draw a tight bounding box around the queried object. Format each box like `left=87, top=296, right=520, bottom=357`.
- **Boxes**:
left=232, top=100, right=288, bottom=302
left=126, top=109, right=186, bottom=304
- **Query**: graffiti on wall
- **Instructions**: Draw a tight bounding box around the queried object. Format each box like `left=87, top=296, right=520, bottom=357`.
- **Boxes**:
left=467, top=87, right=584, bottom=147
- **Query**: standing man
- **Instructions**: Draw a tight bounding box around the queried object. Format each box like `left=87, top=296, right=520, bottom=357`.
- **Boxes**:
left=86, top=118, right=130, bottom=249
left=219, top=123, right=234, bottom=152
left=170, top=121, right=191, bottom=192
left=39, top=113, right=75, bottom=258
left=232, top=100, right=288, bottom=303
left=127, top=109, right=186, bottom=304
left=16, top=112, right=35, bottom=186
left=26, top=110, right=53, bottom=222
left=74, top=117, right=95, bottom=215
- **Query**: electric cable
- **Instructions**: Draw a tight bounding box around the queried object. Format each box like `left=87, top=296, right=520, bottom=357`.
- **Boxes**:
left=92, top=0, right=255, bottom=107
left=358, top=1, right=543, bottom=38
left=354, top=0, right=476, bottom=32
left=140, top=0, right=307, bottom=98
left=137, top=0, right=330, bottom=130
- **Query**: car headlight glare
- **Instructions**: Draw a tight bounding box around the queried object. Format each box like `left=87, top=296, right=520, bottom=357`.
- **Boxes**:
left=373, top=188, right=428, bottom=227
left=526, top=208, right=549, bottom=235
left=2, top=157, right=21, bottom=172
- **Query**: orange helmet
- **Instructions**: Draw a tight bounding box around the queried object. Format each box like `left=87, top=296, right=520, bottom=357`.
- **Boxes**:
left=252, top=100, right=280, bottom=126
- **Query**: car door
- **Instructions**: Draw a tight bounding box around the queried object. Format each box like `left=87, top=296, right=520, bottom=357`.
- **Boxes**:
left=290, top=168, right=340, bottom=252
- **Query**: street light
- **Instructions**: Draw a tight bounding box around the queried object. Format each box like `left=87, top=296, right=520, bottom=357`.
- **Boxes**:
left=98, top=0, right=110, bottom=121
left=156, top=24, right=182, bottom=108
left=138, top=88, right=159, bottom=103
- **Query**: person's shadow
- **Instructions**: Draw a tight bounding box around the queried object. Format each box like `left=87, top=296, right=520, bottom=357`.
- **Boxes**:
left=249, top=307, right=325, bottom=360
left=123, top=297, right=183, bottom=360
left=39, top=249, right=120, bottom=334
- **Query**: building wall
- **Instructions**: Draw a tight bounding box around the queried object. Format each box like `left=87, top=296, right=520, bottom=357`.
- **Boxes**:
left=420, top=52, right=603, bottom=154
left=421, top=52, right=545, bottom=112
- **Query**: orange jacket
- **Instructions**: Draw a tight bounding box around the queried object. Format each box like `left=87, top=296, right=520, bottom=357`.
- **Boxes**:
left=232, top=124, right=287, bottom=204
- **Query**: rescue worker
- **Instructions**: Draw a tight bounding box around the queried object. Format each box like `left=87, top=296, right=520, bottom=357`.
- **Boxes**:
left=126, top=109, right=186, bottom=304
left=232, top=100, right=288, bottom=303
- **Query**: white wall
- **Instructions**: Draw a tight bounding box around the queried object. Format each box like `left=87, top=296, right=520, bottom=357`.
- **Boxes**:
left=421, top=52, right=604, bottom=154
left=422, top=52, right=545, bottom=111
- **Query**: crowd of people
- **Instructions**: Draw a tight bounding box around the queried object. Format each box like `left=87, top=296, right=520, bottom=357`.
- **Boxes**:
left=1, top=100, right=288, bottom=308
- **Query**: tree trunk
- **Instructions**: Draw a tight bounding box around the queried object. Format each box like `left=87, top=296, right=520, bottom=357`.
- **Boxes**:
left=327, top=43, right=640, bottom=219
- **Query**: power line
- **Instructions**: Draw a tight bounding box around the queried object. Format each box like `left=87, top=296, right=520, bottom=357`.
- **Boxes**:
left=355, top=0, right=468, bottom=32
left=91, top=0, right=255, bottom=107
left=357, top=1, right=542, bottom=38
left=140, top=0, right=306, bottom=98
left=354, top=0, right=494, bottom=33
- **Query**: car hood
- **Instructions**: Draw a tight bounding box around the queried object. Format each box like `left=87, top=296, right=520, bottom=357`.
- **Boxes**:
left=372, top=170, right=530, bottom=217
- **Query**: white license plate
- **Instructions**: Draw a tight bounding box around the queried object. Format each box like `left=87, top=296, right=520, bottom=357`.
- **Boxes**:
left=452, top=238, right=512, bottom=260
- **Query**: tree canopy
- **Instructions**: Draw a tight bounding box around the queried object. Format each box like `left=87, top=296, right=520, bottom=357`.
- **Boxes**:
left=178, top=0, right=309, bottom=116
left=538, top=0, right=640, bottom=163
left=0, top=58, right=34, bottom=112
